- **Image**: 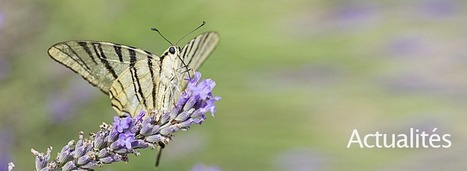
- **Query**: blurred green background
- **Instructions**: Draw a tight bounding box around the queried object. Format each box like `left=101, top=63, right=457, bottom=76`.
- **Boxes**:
left=2, top=0, right=467, bottom=170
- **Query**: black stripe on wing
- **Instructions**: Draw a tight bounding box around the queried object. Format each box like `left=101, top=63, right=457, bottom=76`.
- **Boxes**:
left=147, top=59, right=158, bottom=109
left=130, top=66, right=147, bottom=108
left=92, top=43, right=119, bottom=79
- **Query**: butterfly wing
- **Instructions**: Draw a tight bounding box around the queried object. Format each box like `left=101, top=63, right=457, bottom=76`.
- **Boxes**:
left=173, top=31, right=220, bottom=94
left=109, top=59, right=161, bottom=116
left=48, top=41, right=160, bottom=94
left=180, top=31, right=220, bottom=73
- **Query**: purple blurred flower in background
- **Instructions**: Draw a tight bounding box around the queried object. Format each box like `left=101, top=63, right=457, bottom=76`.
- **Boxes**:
left=191, top=163, right=221, bottom=171
left=387, top=36, right=423, bottom=57
left=48, top=95, right=73, bottom=122
left=47, top=79, right=94, bottom=123
left=0, top=10, right=4, bottom=31
left=332, top=3, right=374, bottom=22
left=30, top=72, right=220, bottom=170
left=275, top=148, right=328, bottom=171
left=0, top=58, right=10, bottom=81
left=420, top=0, right=458, bottom=17
left=329, top=2, right=379, bottom=30
left=0, top=130, right=12, bottom=171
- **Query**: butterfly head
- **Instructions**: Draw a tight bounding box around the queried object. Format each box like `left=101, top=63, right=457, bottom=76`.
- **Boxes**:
left=165, top=46, right=181, bottom=56
left=169, top=46, right=175, bottom=54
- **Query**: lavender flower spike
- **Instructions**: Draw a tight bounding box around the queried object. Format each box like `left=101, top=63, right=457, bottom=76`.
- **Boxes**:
left=29, top=72, right=220, bottom=170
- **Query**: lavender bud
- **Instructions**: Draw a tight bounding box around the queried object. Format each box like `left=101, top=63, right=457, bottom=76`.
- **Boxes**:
left=140, top=122, right=152, bottom=136
left=109, top=141, right=124, bottom=151
left=150, top=125, right=160, bottom=135
left=34, top=157, right=47, bottom=171
left=160, top=112, right=170, bottom=124
left=97, top=148, right=111, bottom=158
left=113, top=154, right=123, bottom=162
left=177, top=118, right=194, bottom=129
left=108, top=129, right=119, bottom=143
left=79, top=161, right=95, bottom=169
left=183, top=95, right=199, bottom=111
left=192, top=117, right=205, bottom=124
left=73, top=145, right=86, bottom=159
left=62, top=161, right=77, bottom=171
left=131, top=139, right=148, bottom=149
left=190, top=110, right=204, bottom=119
left=31, top=148, right=50, bottom=170
left=59, top=140, right=73, bottom=154
left=114, top=148, right=129, bottom=154
left=76, top=132, right=84, bottom=147
left=175, top=110, right=191, bottom=122
left=145, top=134, right=162, bottom=143
left=83, top=143, right=93, bottom=155
left=159, top=126, right=176, bottom=136
left=77, top=155, right=92, bottom=165
left=57, top=150, right=72, bottom=164
left=93, top=131, right=106, bottom=150
left=99, top=156, right=114, bottom=164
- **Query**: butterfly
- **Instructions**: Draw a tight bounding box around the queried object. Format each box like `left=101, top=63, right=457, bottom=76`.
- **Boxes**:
left=47, top=23, right=219, bottom=118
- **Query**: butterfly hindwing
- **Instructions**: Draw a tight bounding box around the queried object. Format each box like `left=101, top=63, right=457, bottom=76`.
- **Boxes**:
left=48, top=41, right=160, bottom=93
left=109, top=59, right=161, bottom=116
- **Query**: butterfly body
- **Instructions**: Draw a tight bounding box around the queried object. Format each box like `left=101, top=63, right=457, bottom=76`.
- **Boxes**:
left=48, top=31, right=220, bottom=117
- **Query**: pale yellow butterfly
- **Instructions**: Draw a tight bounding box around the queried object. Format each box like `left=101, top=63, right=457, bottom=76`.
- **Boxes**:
left=48, top=23, right=219, bottom=118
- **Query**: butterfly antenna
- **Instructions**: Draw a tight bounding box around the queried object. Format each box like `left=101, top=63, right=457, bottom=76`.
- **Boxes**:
left=151, top=27, right=173, bottom=46
left=175, top=21, right=205, bottom=80
left=175, top=21, right=206, bottom=45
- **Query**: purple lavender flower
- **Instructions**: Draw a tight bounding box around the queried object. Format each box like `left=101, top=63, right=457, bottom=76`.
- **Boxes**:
left=47, top=80, right=94, bottom=123
left=0, top=130, right=12, bottom=171
left=0, top=10, right=4, bottom=31
left=0, top=58, right=10, bottom=81
left=29, top=72, right=220, bottom=170
left=420, top=0, right=458, bottom=17
left=112, top=114, right=132, bottom=133
left=191, top=163, right=222, bottom=171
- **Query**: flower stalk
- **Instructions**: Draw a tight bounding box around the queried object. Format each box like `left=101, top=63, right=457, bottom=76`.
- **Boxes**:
left=30, top=72, right=220, bottom=171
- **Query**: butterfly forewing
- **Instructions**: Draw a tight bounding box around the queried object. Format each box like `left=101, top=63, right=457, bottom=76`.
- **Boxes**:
left=181, top=32, right=220, bottom=75
left=174, top=31, right=220, bottom=92
left=48, top=41, right=160, bottom=93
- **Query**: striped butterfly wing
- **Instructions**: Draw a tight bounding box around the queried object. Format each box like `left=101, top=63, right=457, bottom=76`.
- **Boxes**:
left=48, top=41, right=160, bottom=94
left=178, top=31, right=220, bottom=88
left=180, top=32, right=220, bottom=75
left=108, top=32, right=220, bottom=117
left=109, top=59, right=161, bottom=116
